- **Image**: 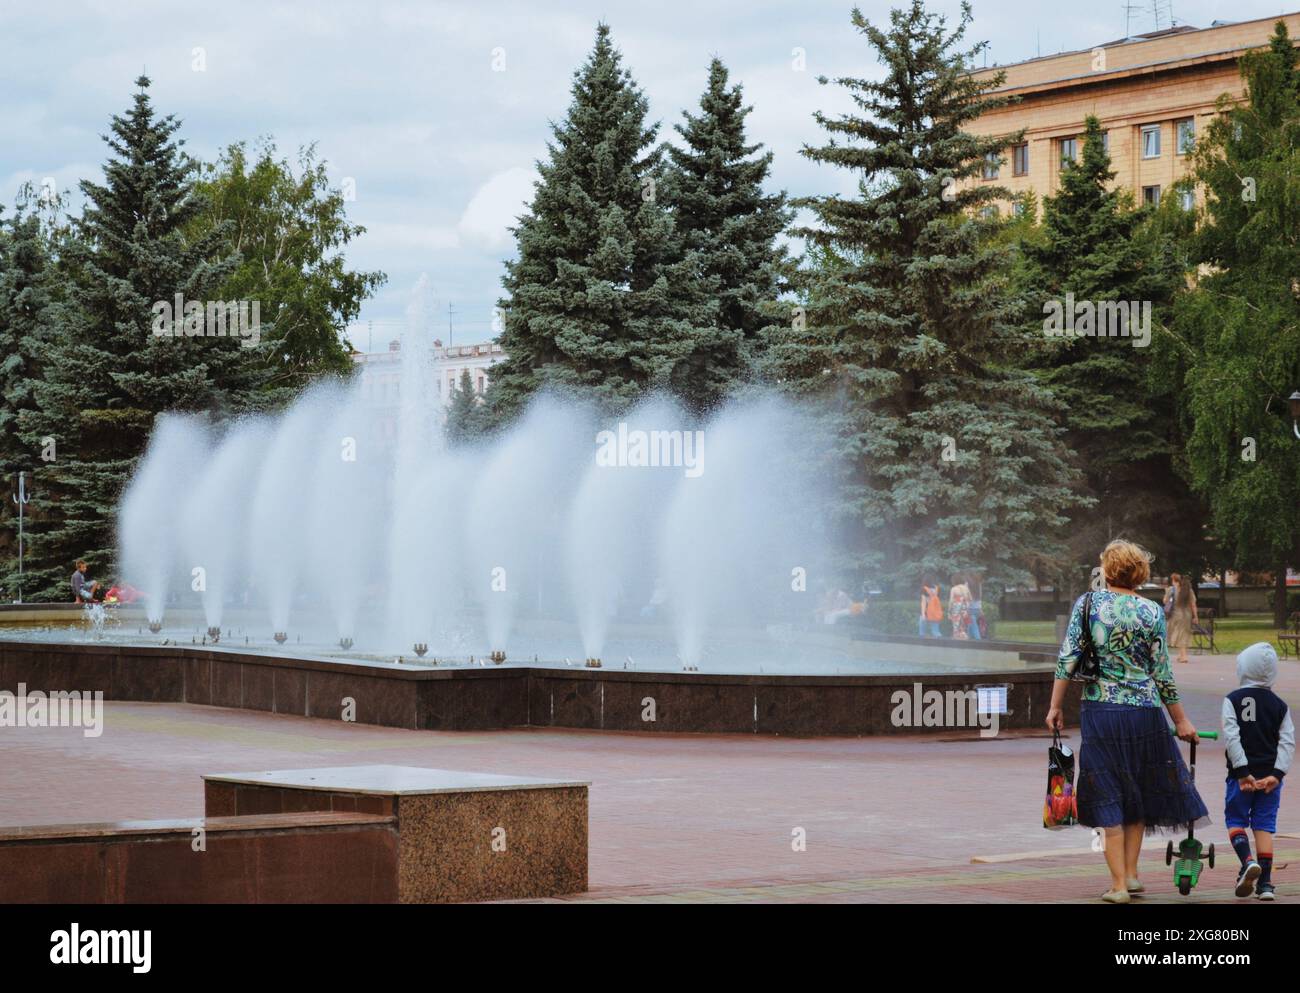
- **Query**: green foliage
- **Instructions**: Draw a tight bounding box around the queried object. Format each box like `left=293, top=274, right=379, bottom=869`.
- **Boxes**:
left=862, top=599, right=1000, bottom=638
left=1017, top=114, right=1206, bottom=580
left=1174, top=20, right=1300, bottom=620
left=490, top=22, right=713, bottom=422
left=0, top=188, right=71, bottom=598
left=762, top=1, right=1085, bottom=588
left=190, top=140, right=386, bottom=398
left=659, top=58, right=792, bottom=413
left=17, top=77, right=260, bottom=598
left=445, top=367, right=488, bottom=445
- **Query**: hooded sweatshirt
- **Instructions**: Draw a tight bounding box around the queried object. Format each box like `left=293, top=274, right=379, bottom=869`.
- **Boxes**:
left=1222, top=642, right=1295, bottom=781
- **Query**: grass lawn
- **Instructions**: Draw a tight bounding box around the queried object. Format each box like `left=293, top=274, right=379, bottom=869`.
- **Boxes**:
left=994, top=613, right=1294, bottom=658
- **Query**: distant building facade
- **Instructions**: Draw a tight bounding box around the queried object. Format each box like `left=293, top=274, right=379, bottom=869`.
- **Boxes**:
left=351, top=336, right=505, bottom=440
left=962, top=14, right=1300, bottom=214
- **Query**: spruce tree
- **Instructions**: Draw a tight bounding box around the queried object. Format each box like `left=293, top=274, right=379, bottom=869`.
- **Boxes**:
left=0, top=192, right=62, bottom=597
left=491, top=23, right=708, bottom=421
left=1019, top=115, right=1203, bottom=577
left=20, top=76, right=252, bottom=596
left=660, top=58, right=791, bottom=413
left=763, top=1, right=1083, bottom=587
left=445, top=367, right=483, bottom=445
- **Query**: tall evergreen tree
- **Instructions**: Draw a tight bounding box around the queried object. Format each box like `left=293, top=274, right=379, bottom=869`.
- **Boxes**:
left=763, top=1, right=1083, bottom=587
left=1175, top=21, right=1300, bottom=627
left=0, top=191, right=63, bottom=597
left=445, top=367, right=485, bottom=445
left=490, top=23, right=709, bottom=421
left=660, top=58, right=791, bottom=412
left=20, top=76, right=255, bottom=597
left=1019, top=115, right=1204, bottom=578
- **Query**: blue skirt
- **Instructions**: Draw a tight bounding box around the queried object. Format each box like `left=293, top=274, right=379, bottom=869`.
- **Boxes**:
left=1077, top=701, right=1210, bottom=834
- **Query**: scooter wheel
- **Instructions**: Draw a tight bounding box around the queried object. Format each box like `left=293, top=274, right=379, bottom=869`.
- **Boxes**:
left=1208, top=844, right=1215, bottom=869
left=1179, top=877, right=1192, bottom=896
left=1166, top=841, right=1174, bottom=866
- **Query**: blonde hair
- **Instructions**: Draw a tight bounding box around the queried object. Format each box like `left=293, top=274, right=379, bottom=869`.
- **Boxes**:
left=1099, top=540, right=1151, bottom=589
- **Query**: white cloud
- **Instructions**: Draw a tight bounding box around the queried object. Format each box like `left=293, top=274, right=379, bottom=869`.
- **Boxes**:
left=457, top=166, right=537, bottom=251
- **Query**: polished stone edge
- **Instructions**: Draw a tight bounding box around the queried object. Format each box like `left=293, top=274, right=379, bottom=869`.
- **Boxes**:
left=203, top=768, right=591, bottom=796
left=0, top=638, right=1053, bottom=685
left=0, top=812, right=395, bottom=844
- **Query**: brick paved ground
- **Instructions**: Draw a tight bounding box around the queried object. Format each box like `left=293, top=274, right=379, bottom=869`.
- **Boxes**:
left=2, top=651, right=1295, bottom=903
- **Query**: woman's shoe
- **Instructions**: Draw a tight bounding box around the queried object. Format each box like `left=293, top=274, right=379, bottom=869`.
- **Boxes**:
left=1256, top=883, right=1276, bottom=901
left=1101, top=888, right=1131, bottom=904
left=1126, top=877, right=1144, bottom=895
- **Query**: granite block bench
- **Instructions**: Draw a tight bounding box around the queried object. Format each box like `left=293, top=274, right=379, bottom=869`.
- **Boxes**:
left=0, top=812, right=398, bottom=903
left=203, top=765, right=589, bottom=903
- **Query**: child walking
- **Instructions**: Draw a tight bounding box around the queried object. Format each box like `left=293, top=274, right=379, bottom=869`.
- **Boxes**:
left=1221, top=642, right=1295, bottom=900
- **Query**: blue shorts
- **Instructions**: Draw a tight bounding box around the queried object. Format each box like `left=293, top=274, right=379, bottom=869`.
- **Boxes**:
left=1224, top=776, right=1283, bottom=833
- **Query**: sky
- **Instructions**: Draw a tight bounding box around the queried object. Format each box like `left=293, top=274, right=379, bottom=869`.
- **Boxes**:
left=2, top=0, right=1295, bottom=349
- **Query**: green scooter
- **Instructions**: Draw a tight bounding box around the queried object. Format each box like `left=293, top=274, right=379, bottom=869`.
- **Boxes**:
left=1164, top=729, right=1218, bottom=895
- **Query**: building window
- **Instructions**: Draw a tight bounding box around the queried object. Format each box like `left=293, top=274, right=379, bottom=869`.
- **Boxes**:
left=1176, top=118, right=1195, bottom=155
left=1141, top=124, right=1161, bottom=159
left=477, top=376, right=486, bottom=393
left=1059, top=137, right=1078, bottom=167
left=1179, top=188, right=1195, bottom=211
left=1012, top=143, right=1029, bottom=176
left=1012, top=199, right=1028, bottom=218
left=1142, top=185, right=1161, bottom=206
left=982, top=152, right=999, bottom=180
left=1101, top=131, right=1110, bottom=154
left=979, top=204, right=999, bottom=220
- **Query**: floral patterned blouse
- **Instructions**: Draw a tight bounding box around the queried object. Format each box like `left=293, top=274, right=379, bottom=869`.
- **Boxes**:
left=1055, top=591, right=1180, bottom=708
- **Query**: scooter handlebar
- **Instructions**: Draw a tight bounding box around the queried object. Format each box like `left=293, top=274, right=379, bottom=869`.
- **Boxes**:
left=1169, top=728, right=1219, bottom=740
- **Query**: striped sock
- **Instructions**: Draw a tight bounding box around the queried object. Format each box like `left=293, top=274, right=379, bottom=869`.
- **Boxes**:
left=1258, top=852, right=1273, bottom=886
left=1229, top=829, right=1253, bottom=866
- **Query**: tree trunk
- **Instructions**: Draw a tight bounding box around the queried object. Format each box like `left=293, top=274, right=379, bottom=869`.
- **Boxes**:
left=1275, top=564, right=1288, bottom=629
left=1219, top=570, right=1228, bottom=619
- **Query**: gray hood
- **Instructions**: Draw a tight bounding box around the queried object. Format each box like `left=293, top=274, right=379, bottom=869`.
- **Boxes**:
left=1236, top=641, right=1278, bottom=689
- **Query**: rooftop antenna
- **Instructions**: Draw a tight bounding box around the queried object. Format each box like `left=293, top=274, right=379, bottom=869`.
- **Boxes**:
left=1123, top=1, right=1144, bottom=38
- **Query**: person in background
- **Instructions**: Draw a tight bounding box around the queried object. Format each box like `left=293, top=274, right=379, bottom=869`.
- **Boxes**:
left=1165, top=572, right=1197, bottom=663
left=71, top=560, right=99, bottom=604
left=948, top=574, right=972, bottom=640
left=918, top=579, right=943, bottom=638
left=965, top=573, right=984, bottom=640
left=1222, top=642, right=1294, bottom=900
left=816, top=585, right=854, bottom=625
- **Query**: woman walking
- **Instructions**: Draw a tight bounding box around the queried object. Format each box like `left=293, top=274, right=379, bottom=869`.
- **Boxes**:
left=1165, top=573, right=1198, bottom=663
left=1046, top=540, right=1208, bottom=903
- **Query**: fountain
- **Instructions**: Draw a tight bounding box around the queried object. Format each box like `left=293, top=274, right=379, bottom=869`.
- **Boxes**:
left=99, top=276, right=866, bottom=677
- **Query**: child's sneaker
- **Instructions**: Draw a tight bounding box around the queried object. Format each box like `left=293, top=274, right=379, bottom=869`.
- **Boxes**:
left=1256, top=883, right=1276, bottom=901
left=1236, top=861, right=1262, bottom=897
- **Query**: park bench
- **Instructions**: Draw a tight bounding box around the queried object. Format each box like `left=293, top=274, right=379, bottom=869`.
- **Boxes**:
left=1278, top=612, right=1300, bottom=660
left=1192, top=607, right=1217, bottom=654
left=204, top=765, right=588, bottom=902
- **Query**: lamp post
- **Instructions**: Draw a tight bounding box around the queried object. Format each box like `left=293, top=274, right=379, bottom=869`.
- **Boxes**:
left=1289, top=390, right=1300, bottom=440
left=11, top=473, right=29, bottom=605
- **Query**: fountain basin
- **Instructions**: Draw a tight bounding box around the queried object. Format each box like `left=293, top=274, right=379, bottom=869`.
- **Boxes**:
left=0, top=637, right=1070, bottom=736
